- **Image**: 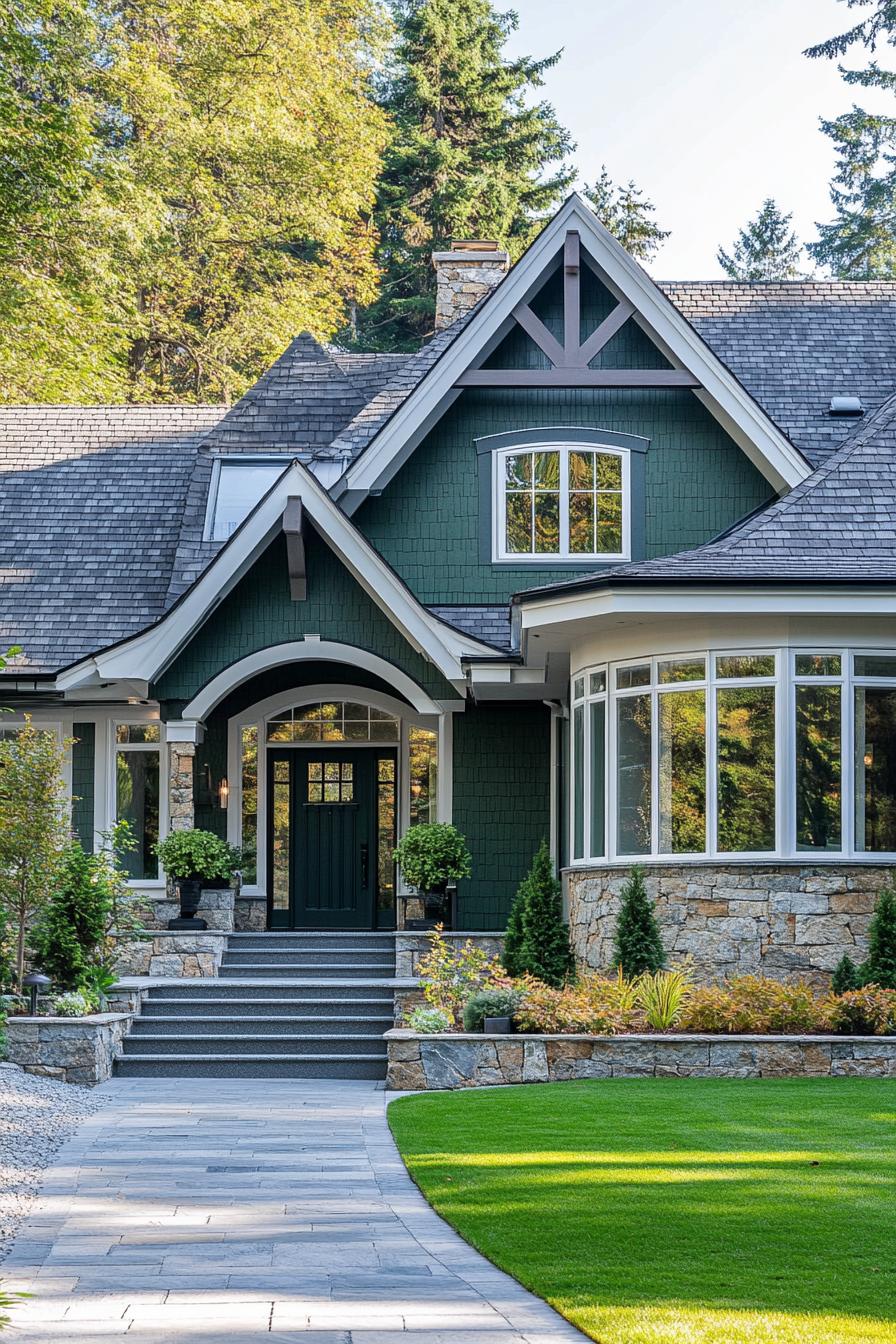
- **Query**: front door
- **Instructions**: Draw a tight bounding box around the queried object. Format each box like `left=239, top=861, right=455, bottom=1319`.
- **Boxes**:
left=267, top=748, right=397, bottom=929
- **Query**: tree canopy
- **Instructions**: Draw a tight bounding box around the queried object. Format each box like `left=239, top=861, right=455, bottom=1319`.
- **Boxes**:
left=717, top=199, right=805, bottom=280
left=584, top=166, right=669, bottom=263
left=806, top=1, right=896, bottom=277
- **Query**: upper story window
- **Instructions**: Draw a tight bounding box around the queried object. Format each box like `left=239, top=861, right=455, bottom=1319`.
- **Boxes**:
left=493, top=443, right=628, bottom=562
left=206, top=460, right=286, bottom=542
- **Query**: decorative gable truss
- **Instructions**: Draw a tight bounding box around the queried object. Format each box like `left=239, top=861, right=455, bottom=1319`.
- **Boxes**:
left=338, top=194, right=810, bottom=506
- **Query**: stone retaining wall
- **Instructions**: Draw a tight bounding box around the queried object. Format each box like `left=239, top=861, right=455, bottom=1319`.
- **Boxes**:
left=567, top=864, right=894, bottom=987
left=110, top=931, right=227, bottom=977
left=6, top=1014, right=133, bottom=1086
left=386, top=1029, right=896, bottom=1090
left=131, top=887, right=235, bottom=932
left=393, top=932, right=504, bottom=979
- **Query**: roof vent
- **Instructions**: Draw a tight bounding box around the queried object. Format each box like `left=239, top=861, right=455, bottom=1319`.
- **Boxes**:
left=829, top=396, right=864, bottom=417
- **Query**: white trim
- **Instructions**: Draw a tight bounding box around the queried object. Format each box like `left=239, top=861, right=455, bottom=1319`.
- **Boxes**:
left=57, top=460, right=499, bottom=692
left=185, top=641, right=453, bottom=722
left=492, top=442, right=629, bottom=564
left=341, top=194, right=809, bottom=502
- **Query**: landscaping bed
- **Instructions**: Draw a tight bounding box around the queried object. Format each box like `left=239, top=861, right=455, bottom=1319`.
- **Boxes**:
left=389, top=1078, right=896, bottom=1344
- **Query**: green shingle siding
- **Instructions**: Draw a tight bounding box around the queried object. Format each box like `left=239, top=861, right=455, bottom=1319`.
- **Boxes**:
left=71, top=722, right=95, bottom=852
left=453, top=702, right=551, bottom=929
left=152, top=530, right=457, bottom=705
left=357, top=387, right=774, bottom=603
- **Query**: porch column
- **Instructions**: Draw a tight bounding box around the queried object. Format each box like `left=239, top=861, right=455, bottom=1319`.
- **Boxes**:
left=165, top=721, right=204, bottom=833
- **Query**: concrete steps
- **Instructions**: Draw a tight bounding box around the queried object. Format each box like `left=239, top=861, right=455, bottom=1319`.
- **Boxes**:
left=114, top=931, right=397, bottom=1080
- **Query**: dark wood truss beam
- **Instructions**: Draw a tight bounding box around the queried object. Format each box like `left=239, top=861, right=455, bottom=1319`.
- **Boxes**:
left=456, top=368, right=700, bottom=388
left=283, top=496, right=307, bottom=601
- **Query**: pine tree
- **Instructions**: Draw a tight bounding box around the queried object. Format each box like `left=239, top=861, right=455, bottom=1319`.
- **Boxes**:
left=584, top=166, right=669, bottom=263
left=832, top=952, right=860, bottom=995
left=805, top=4, right=896, bottom=277
left=353, top=0, right=574, bottom=350
left=502, top=883, right=526, bottom=977
left=717, top=199, right=805, bottom=280
left=514, top=840, right=573, bottom=987
left=863, top=886, right=896, bottom=989
left=612, top=865, right=665, bottom=978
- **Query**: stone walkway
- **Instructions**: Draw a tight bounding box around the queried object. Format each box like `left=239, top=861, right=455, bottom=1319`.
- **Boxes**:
left=3, top=1079, right=585, bottom=1343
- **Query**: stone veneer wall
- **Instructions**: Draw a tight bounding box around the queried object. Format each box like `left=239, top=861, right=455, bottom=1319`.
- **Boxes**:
left=567, top=865, right=894, bottom=987
left=7, top=1014, right=134, bottom=1086
left=393, top=932, right=504, bottom=979
left=111, top=931, right=228, bottom=978
left=385, top=1029, right=896, bottom=1090
left=129, top=888, right=266, bottom=933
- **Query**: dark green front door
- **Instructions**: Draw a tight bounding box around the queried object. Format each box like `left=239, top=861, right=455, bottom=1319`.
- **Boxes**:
left=267, top=748, right=396, bottom=929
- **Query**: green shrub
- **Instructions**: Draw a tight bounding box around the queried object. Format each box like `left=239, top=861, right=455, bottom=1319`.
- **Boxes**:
left=407, top=1005, right=452, bottom=1033
left=679, top=976, right=824, bottom=1034
left=863, top=887, right=896, bottom=990
left=30, top=843, right=113, bottom=990
left=154, top=829, right=238, bottom=881
left=832, top=953, right=860, bottom=995
left=613, top=866, right=665, bottom=977
left=462, top=986, right=521, bottom=1032
left=416, top=924, right=503, bottom=1021
left=823, top=985, right=896, bottom=1036
left=501, top=883, right=526, bottom=977
left=393, top=823, right=472, bottom=893
left=53, top=990, right=95, bottom=1017
left=636, top=968, right=691, bottom=1030
left=509, top=841, right=573, bottom=987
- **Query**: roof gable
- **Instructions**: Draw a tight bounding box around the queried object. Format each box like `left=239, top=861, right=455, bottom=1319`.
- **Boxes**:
left=335, top=194, right=811, bottom=508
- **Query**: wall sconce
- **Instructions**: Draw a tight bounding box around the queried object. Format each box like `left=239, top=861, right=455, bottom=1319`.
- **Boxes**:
left=218, top=778, right=230, bottom=809
left=865, top=749, right=874, bottom=768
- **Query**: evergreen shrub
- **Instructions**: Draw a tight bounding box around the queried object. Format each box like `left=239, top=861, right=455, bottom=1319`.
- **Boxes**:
left=612, top=866, right=665, bottom=977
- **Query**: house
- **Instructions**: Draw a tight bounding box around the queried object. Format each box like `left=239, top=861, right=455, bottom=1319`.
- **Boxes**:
left=4, top=192, right=896, bottom=987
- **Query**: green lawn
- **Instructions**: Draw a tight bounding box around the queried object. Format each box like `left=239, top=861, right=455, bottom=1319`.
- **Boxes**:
left=388, top=1079, right=896, bottom=1344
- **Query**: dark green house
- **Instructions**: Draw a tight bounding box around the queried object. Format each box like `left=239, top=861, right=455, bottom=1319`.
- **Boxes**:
left=5, top=193, right=896, bottom=987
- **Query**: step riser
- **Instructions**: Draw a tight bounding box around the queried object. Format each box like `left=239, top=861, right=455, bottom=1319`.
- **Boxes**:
left=218, top=967, right=391, bottom=979
left=222, top=952, right=395, bottom=966
left=144, top=985, right=395, bottom=1001
left=114, top=1059, right=386, bottom=1080
left=138, top=1010, right=394, bottom=1028
left=122, top=1038, right=386, bottom=1057
left=228, top=936, right=396, bottom=950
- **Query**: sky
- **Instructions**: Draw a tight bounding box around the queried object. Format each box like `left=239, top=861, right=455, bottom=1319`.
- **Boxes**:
left=503, top=0, right=893, bottom=277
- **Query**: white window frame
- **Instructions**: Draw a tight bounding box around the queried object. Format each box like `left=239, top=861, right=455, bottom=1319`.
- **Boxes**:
left=203, top=455, right=290, bottom=543
left=569, top=647, right=896, bottom=868
left=492, top=442, right=630, bottom=563
left=111, top=719, right=166, bottom=886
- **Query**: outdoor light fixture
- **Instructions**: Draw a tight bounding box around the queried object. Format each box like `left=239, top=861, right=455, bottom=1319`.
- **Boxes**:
left=218, top=778, right=230, bottom=808
left=23, top=971, right=51, bottom=1015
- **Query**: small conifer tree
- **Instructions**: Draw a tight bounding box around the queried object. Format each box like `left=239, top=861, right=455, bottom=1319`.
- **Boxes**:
left=862, top=887, right=896, bottom=990
left=612, top=865, right=665, bottom=978
left=30, top=842, right=113, bottom=989
left=502, top=884, right=526, bottom=977
left=831, top=952, right=860, bottom=996
left=512, top=840, right=573, bottom=987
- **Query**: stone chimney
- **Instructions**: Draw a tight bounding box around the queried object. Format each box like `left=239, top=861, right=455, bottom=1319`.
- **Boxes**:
left=432, top=239, right=510, bottom=330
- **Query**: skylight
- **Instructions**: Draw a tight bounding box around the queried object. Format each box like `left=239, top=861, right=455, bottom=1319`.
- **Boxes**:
left=206, top=460, right=285, bottom=541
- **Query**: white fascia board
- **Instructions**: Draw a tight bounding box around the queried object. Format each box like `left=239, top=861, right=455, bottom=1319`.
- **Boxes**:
left=519, top=584, right=896, bottom=632
left=62, top=461, right=497, bottom=690
left=344, top=194, right=809, bottom=500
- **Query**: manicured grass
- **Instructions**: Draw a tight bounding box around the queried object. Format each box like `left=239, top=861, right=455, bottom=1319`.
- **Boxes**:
left=389, top=1079, right=896, bottom=1344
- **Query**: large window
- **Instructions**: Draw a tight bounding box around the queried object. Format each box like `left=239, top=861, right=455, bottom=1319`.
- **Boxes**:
left=115, top=723, right=161, bottom=880
left=571, top=650, right=896, bottom=863
left=494, top=444, right=628, bottom=561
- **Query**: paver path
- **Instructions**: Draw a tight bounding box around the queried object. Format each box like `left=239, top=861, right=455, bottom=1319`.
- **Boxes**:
left=4, top=1078, right=585, bottom=1343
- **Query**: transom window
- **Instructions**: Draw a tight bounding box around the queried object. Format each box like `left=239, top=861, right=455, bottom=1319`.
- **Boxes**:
left=494, top=444, right=628, bottom=561
left=266, top=702, right=399, bottom=744
left=571, top=650, right=896, bottom=864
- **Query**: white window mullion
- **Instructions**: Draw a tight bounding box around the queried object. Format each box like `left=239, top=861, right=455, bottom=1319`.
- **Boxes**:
left=559, top=451, right=570, bottom=557
left=707, top=659, right=718, bottom=859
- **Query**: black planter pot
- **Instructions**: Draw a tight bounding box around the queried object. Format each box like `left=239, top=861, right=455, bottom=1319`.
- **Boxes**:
left=167, top=876, right=208, bottom=930
left=404, top=884, right=457, bottom=931
left=483, top=1016, right=513, bottom=1034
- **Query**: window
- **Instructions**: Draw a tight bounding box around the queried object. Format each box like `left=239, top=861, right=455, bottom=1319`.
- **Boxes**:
left=206, top=460, right=285, bottom=542
left=266, top=702, right=399, bottom=744
left=494, top=444, right=628, bottom=561
left=115, top=723, right=161, bottom=880
left=572, top=650, right=896, bottom=863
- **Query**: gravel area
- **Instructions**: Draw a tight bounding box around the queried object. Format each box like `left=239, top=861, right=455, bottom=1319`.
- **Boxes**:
left=0, top=1064, right=107, bottom=1262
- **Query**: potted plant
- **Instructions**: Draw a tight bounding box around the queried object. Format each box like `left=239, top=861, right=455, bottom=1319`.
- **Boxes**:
left=462, top=986, right=521, bottom=1034
left=393, top=823, right=472, bottom=930
left=154, top=830, right=239, bottom=929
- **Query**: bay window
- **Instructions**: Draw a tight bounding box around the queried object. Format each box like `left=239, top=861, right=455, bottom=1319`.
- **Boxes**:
left=571, top=650, right=896, bottom=863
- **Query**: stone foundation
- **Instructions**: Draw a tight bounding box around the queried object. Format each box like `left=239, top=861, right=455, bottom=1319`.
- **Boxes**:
left=567, top=864, right=895, bottom=987
left=110, top=931, right=227, bottom=977
left=385, top=1029, right=896, bottom=1090
left=7, top=1013, right=133, bottom=1086
left=235, top=895, right=267, bottom=931
left=133, top=887, right=236, bottom=932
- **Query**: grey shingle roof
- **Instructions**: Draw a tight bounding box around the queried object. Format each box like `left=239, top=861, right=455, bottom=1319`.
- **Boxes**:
left=518, top=391, right=896, bottom=597
left=660, top=280, right=896, bottom=467
left=0, top=406, right=225, bottom=673
left=427, top=605, right=514, bottom=653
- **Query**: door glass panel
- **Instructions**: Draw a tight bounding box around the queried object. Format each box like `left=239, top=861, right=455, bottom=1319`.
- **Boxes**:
left=272, top=760, right=290, bottom=910
left=717, top=686, right=775, bottom=851
left=240, top=726, right=258, bottom=884
left=659, top=690, right=706, bottom=854
left=796, top=685, right=841, bottom=851
left=377, top=757, right=396, bottom=915
left=309, top=760, right=354, bottom=804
